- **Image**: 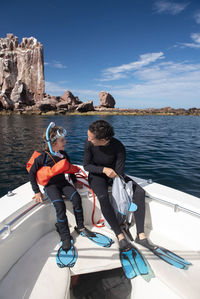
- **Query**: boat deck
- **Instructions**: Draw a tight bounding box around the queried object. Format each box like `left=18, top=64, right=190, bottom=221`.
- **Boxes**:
left=0, top=223, right=199, bottom=299
left=0, top=177, right=200, bottom=299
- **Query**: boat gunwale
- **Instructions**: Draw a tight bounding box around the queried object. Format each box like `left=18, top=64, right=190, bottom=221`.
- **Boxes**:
left=1, top=189, right=200, bottom=238
left=146, top=194, right=200, bottom=218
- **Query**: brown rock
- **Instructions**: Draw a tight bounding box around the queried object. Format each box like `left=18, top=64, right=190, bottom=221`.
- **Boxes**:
left=10, top=80, right=24, bottom=102
left=0, top=93, right=14, bottom=110
left=56, top=102, right=68, bottom=110
left=38, top=102, right=56, bottom=112
left=160, top=107, right=175, bottom=113
left=67, top=105, right=77, bottom=112
left=76, top=100, right=94, bottom=112
left=0, top=34, right=44, bottom=109
left=188, top=107, right=199, bottom=114
left=60, top=90, right=82, bottom=106
left=175, top=108, right=186, bottom=115
left=37, top=96, right=58, bottom=112
left=99, top=92, right=115, bottom=108
left=42, top=94, right=59, bottom=103
left=9, top=80, right=34, bottom=106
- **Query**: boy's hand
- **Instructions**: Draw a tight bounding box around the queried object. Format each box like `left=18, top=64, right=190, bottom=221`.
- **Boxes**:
left=32, top=192, right=44, bottom=203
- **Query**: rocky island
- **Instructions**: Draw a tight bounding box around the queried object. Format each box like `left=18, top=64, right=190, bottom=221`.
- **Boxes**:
left=0, top=34, right=199, bottom=116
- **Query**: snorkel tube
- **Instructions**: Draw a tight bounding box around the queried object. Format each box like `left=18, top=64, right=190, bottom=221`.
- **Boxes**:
left=46, top=122, right=57, bottom=156
left=46, top=122, right=67, bottom=156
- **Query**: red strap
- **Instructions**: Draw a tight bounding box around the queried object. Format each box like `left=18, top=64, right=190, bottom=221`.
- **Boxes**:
left=76, top=170, right=104, bottom=228
left=45, top=151, right=56, bottom=164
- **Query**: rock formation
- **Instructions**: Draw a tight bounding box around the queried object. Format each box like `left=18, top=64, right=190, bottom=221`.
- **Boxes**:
left=35, top=91, right=85, bottom=113
left=0, top=34, right=44, bottom=109
left=60, top=90, right=82, bottom=106
left=0, top=34, right=198, bottom=115
left=36, top=94, right=59, bottom=112
left=99, top=91, right=115, bottom=108
left=76, top=100, right=94, bottom=112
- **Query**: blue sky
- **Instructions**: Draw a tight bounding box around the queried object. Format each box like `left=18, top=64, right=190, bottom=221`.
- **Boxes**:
left=1, top=0, right=200, bottom=108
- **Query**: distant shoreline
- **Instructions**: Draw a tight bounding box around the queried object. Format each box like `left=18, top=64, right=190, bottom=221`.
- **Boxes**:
left=0, top=108, right=200, bottom=116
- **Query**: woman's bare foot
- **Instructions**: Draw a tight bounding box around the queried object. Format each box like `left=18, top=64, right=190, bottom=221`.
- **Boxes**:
left=138, top=232, right=146, bottom=240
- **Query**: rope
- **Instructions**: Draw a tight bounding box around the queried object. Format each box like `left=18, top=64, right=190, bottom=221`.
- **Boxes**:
left=76, top=167, right=104, bottom=228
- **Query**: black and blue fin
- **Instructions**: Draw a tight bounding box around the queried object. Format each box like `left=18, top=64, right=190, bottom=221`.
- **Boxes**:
left=56, top=240, right=77, bottom=268
left=120, top=247, right=149, bottom=279
left=135, top=237, right=191, bottom=269
left=75, top=227, right=114, bottom=248
left=153, top=246, right=191, bottom=268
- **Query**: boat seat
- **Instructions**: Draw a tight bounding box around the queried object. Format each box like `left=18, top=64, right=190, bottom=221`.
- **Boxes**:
left=0, top=231, right=70, bottom=299
left=129, top=226, right=200, bottom=299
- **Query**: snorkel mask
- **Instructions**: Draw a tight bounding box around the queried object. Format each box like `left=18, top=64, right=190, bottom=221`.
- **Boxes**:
left=46, top=122, right=67, bottom=156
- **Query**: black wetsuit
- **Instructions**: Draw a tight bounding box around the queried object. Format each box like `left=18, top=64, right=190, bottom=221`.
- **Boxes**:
left=29, top=150, right=84, bottom=241
left=83, top=138, right=145, bottom=236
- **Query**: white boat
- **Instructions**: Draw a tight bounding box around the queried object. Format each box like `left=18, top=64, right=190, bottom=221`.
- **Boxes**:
left=0, top=168, right=200, bottom=299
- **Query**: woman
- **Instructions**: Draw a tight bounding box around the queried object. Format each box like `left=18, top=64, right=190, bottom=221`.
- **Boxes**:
left=83, top=120, right=147, bottom=250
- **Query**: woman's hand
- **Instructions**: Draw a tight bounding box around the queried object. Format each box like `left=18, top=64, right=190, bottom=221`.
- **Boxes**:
left=103, top=167, right=117, bottom=178
left=32, top=192, right=44, bottom=203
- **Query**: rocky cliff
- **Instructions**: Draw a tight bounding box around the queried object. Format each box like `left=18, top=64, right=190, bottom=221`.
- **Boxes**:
left=0, top=34, right=198, bottom=115
left=0, top=34, right=44, bottom=110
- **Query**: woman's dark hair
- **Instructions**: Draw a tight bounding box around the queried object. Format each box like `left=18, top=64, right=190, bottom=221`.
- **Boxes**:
left=88, top=120, right=114, bottom=140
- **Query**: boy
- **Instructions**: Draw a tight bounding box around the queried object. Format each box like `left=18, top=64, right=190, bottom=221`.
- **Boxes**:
left=29, top=123, right=85, bottom=252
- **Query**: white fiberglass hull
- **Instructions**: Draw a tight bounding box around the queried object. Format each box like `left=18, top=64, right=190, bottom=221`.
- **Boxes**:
left=0, top=170, right=200, bottom=299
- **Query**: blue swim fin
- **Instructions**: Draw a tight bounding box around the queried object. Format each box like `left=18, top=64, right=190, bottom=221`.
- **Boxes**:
left=153, top=246, right=191, bottom=269
left=75, top=227, right=114, bottom=248
left=56, top=240, right=78, bottom=268
left=120, top=246, right=149, bottom=279
left=135, top=237, right=191, bottom=269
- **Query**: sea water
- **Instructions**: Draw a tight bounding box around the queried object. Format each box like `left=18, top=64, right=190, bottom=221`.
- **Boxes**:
left=0, top=114, right=199, bottom=198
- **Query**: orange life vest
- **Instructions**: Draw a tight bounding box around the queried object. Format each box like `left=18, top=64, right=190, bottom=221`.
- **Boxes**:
left=26, top=151, right=80, bottom=186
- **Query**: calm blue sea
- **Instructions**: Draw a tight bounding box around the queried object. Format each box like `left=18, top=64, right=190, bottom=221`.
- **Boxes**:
left=0, top=115, right=199, bottom=198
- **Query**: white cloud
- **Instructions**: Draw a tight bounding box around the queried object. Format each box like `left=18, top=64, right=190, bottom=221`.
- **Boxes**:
left=153, top=1, right=189, bottom=15
left=45, top=81, right=98, bottom=101
left=179, top=32, right=200, bottom=49
left=99, top=52, right=164, bottom=81
left=72, top=89, right=98, bottom=97
left=194, top=11, right=200, bottom=24
left=98, top=59, right=200, bottom=108
left=191, top=33, right=200, bottom=44
left=180, top=43, right=200, bottom=49
left=45, top=81, right=66, bottom=94
left=44, top=61, right=67, bottom=69
left=58, top=80, right=69, bottom=84
left=45, top=55, right=200, bottom=108
left=53, top=61, right=67, bottom=69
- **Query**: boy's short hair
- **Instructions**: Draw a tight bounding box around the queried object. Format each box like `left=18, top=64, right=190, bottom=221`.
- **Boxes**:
left=88, top=120, right=114, bottom=140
